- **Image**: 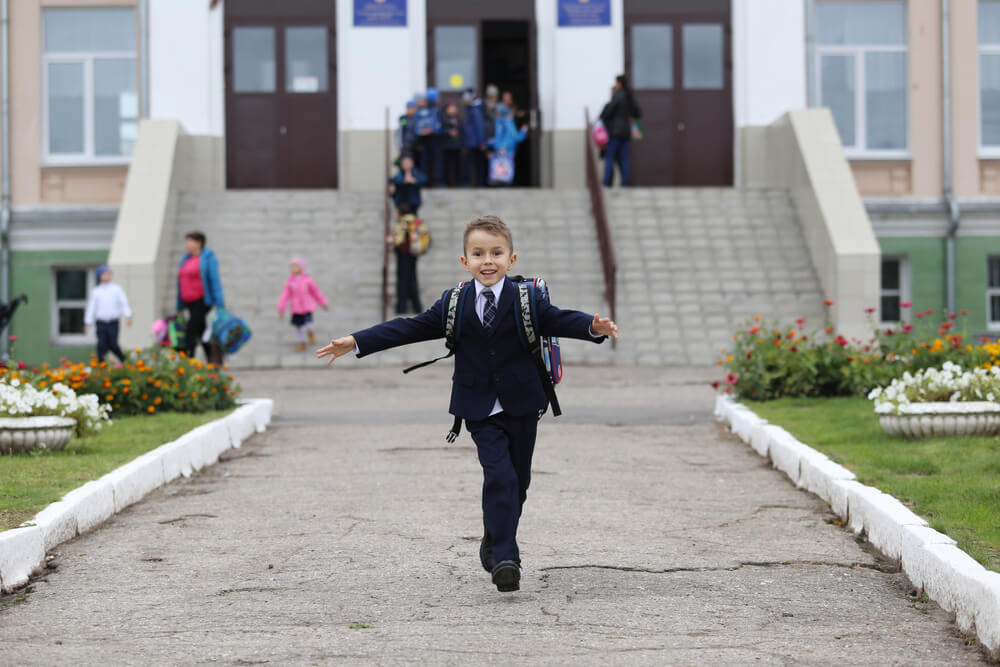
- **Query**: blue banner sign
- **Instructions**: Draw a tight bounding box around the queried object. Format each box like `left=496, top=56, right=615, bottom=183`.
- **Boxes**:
left=354, top=0, right=406, bottom=27
left=558, top=0, right=611, bottom=27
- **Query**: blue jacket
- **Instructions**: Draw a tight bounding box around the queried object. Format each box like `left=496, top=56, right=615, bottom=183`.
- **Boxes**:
left=489, top=117, right=528, bottom=157
left=463, top=101, right=486, bottom=148
left=389, top=168, right=427, bottom=209
left=352, top=278, right=605, bottom=419
left=176, top=248, right=225, bottom=311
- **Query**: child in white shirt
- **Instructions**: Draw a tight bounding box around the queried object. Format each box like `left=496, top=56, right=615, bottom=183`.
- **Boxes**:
left=83, top=265, right=133, bottom=362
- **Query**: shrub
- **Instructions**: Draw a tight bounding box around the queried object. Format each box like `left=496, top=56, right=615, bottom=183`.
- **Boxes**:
left=4, top=348, right=240, bottom=417
left=716, top=304, right=994, bottom=400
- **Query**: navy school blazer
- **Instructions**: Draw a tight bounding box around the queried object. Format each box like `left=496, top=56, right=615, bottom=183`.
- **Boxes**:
left=352, top=277, right=606, bottom=420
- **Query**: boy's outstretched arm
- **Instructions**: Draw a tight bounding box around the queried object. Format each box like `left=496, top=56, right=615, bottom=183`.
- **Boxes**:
left=316, top=335, right=356, bottom=365
left=536, top=299, right=619, bottom=343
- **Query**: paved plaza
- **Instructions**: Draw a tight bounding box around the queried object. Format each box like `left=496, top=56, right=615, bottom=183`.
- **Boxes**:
left=0, top=365, right=985, bottom=664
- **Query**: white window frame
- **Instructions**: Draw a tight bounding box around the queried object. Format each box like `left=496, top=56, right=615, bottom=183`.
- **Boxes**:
left=880, top=254, right=910, bottom=327
left=41, top=11, right=137, bottom=166
left=979, top=2, right=1000, bottom=157
left=814, top=3, right=909, bottom=159
left=51, top=266, right=97, bottom=346
left=988, top=256, right=1000, bottom=330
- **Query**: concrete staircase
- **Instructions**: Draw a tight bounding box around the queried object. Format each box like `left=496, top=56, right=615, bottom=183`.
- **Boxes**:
left=166, top=186, right=825, bottom=369
left=606, top=187, right=826, bottom=365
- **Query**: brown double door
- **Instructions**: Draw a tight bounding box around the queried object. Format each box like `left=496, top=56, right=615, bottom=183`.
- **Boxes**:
left=225, top=1, right=337, bottom=188
left=625, top=2, right=732, bottom=186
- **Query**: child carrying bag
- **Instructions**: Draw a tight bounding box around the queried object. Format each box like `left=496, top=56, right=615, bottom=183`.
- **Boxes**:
left=403, top=275, right=562, bottom=442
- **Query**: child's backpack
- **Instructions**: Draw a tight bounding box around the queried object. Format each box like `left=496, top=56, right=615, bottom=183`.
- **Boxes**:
left=408, top=217, right=432, bottom=256
left=404, top=275, right=562, bottom=442
left=210, top=307, right=252, bottom=355
left=166, top=314, right=187, bottom=350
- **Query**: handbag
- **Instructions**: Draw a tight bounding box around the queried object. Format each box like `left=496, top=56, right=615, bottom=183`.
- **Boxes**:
left=592, top=120, right=609, bottom=149
left=488, top=153, right=515, bottom=185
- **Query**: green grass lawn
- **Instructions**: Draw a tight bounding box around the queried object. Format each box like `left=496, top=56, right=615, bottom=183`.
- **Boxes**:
left=0, top=411, right=229, bottom=531
left=749, top=397, right=1000, bottom=573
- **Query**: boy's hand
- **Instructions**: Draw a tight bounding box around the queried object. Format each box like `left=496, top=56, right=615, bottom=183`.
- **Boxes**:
left=316, top=335, right=356, bottom=365
left=592, top=314, right=619, bottom=340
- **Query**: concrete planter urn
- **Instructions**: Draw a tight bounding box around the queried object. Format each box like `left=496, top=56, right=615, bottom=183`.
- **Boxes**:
left=0, top=416, right=76, bottom=454
left=878, top=402, right=1000, bottom=438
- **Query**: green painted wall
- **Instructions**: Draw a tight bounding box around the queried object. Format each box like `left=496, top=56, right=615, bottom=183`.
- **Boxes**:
left=9, top=249, right=108, bottom=367
left=877, top=235, right=1000, bottom=334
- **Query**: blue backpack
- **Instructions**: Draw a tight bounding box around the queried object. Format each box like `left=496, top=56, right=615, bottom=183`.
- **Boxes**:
left=404, top=276, right=563, bottom=442
left=210, top=308, right=252, bottom=355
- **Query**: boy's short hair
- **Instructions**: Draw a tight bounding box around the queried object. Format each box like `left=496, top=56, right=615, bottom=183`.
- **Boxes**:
left=463, top=216, right=513, bottom=253
left=185, top=231, right=206, bottom=248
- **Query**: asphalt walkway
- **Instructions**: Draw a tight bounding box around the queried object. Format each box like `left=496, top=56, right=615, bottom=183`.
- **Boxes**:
left=0, top=365, right=985, bottom=665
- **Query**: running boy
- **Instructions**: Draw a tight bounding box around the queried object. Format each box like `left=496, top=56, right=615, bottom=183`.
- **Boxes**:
left=83, top=264, right=133, bottom=363
left=316, top=216, right=618, bottom=593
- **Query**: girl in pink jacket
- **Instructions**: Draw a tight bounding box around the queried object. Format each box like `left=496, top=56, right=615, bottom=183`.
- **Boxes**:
left=278, top=257, right=329, bottom=351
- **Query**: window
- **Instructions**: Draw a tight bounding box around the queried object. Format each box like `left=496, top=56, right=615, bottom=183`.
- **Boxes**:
left=988, top=257, right=1000, bottom=329
left=880, top=256, right=910, bottom=326
left=815, top=1, right=907, bottom=155
left=42, top=8, right=137, bottom=164
left=434, top=26, right=477, bottom=92
left=980, top=2, right=1000, bottom=151
left=52, top=267, right=97, bottom=344
left=632, top=25, right=673, bottom=90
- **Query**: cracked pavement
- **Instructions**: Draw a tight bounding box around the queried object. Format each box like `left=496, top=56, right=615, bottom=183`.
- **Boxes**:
left=0, top=366, right=987, bottom=665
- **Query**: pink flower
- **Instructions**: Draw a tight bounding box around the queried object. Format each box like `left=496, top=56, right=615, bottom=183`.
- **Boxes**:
left=864, top=307, right=876, bottom=314
left=724, top=372, right=739, bottom=386
left=900, top=301, right=913, bottom=308
left=8, top=335, right=16, bottom=342
left=948, top=313, right=958, bottom=320
left=903, top=324, right=914, bottom=333
left=16, top=361, right=26, bottom=370
left=915, top=313, right=925, bottom=319
left=884, top=329, right=895, bottom=336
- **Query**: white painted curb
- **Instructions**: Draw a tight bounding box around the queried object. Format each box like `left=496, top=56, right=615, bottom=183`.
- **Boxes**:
left=715, top=395, right=1000, bottom=657
left=0, top=398, right=273, bottom=594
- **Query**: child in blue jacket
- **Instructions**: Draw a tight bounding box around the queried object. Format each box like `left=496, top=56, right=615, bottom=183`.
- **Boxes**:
left=488, top=104, right=528, bottom=185
left=462, top=89, right=487, bottom=186
left=317, top=216, right=618, bottom=594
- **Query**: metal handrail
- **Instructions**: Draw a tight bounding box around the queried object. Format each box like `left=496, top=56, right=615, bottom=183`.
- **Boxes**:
left=584, top=108, right=616, bottom=347
left=382, top=106, right=391, bottom=322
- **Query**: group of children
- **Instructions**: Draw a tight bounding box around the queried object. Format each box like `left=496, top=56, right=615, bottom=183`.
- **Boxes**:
left=84, top=258, right=329, bottom=362
left=398, top=85, right=529, bottom=188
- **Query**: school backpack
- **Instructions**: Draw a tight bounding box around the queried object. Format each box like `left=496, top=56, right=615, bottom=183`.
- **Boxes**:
left=210, top=307, right=252, bottom=355
left=408, top=217, right=432, bottom=256
left=403, top=276, right=563, bottom=442
left=166, top=314, right=187, bottom=350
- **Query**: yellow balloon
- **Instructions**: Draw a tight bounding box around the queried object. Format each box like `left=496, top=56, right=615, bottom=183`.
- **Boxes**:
left=449, top=73, right=464, bottom=89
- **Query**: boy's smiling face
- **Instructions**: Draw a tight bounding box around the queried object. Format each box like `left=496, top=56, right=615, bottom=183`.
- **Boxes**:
left=461, top=229, right=516, bottom=287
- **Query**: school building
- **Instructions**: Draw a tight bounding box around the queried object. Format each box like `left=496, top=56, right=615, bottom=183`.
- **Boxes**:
left=2, top=0, right=1000, bottom=365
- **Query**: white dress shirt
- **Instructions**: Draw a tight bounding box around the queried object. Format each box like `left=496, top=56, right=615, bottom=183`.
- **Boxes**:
left=473, top=280, right=506, bottom=416
left=84, top=283, right=133, bottom=325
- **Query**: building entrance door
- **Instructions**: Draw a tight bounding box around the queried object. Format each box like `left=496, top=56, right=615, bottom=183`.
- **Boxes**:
left=427, top=0, right=539, bottom=186
left=224, top=1, right=337, bottom=188
left=625, top=2, right=732, bottom=186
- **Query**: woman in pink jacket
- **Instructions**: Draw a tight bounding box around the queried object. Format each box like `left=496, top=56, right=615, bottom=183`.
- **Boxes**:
left=277, top=257, right=329, bottom=351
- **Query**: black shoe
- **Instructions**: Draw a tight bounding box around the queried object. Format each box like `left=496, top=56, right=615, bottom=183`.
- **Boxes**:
left=479, top=532, right=495, bottom=573
left=491, top=560, right=521, bottom=593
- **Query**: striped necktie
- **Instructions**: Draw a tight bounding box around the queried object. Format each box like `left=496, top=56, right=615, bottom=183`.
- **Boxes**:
left=482, top=289, right=496, bottom=329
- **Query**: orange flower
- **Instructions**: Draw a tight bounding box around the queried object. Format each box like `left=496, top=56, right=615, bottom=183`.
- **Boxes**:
left=147, top=406, right=155, bottom=413
left=177, top=367, right=186, bottom=375
left=154, top=397, right=162, bottom=405
left=105, top=394, right=113, bottom=401
left=753, top=315, right=761, bottom=322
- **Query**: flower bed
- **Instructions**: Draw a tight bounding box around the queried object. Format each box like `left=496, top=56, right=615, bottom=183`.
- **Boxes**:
left=716, top=302, right=998, bottom=400
left=1, top=348, right=240, bottom=417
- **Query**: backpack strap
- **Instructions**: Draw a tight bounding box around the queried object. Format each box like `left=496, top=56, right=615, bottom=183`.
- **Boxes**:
left=402, top=282, right=468, bottom=375
left=514, top=280, right=562, bottom=418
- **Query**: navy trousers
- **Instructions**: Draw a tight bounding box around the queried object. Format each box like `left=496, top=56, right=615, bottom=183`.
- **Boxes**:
left=466, top=412, right=539, bottom=564
left=96, top=320, right=125, bottom=363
